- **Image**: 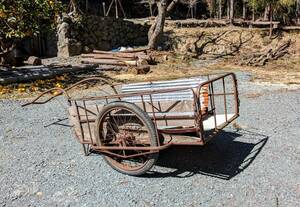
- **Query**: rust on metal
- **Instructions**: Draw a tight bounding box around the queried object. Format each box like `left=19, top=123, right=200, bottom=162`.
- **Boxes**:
left=23, top=72, right=240, bottom=175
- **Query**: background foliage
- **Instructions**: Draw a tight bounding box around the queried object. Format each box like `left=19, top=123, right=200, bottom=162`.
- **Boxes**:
left=0, top=0, right=64, bottom=39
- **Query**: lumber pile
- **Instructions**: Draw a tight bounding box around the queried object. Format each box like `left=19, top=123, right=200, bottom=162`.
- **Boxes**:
left=240, top=40, right=291, bottom=66
left=81, top=49, right=151, bottom=67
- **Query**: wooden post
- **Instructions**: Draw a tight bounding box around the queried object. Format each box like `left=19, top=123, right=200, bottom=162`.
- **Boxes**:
left=102, top=2, right=106, bottom=17
left=269, top=4, right=273, bottom=39
left=219, top=0, right=222, bottom=19
left=106, top=0, right=114, bottom=16
left=242, top=0, right=246, bottom=19
left=296, top=0, right=300, bottom=24
left=264, top=4, right=270, bottom=21
left=117, top=0, right=126, bottom=18
left=105, top=0, right=126, bottom=18
left=86, top=0, right=88, bottom=12
left=115, top=0, right=118, bottom=18
left=227, top=0, right=230, bottom=20
left=229, top=0, right=234, bottom=24
left=186, top=7, right=190, bottom=19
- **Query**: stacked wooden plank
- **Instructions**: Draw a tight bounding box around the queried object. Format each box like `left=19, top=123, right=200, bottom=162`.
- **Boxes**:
left=81, top=49, right=150, bottom=67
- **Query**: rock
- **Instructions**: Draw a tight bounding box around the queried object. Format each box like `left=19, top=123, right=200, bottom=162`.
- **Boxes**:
left=68, top=40, right=82, bottom=56
left=97, top=41, right=111, bottom=51
left=36, top=191, right=43, bottom=198
left=94, top=31, right=102, bottom=38
left=56, top=14, right=149, bottom=56
left=127, top=65, right=150, bottom=75
left=26, top=56, right=42, bottom=65
left=45, top=33, right=57, bottom=57
left=83, top=45, right=93, bottom=53
left=70, top=30, right=78, bottom=38
left=57, top=21, right=71, bottom=58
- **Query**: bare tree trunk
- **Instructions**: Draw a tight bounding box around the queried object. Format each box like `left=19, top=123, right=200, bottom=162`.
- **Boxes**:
left=207, top=0, right=216, bottom=18
left=227, top=0, right=230, bottom=19
left=148, top=0, right=178, bottom=49
left=296, top=0, right=300, bottom=24
left=148, top=0, right=167, bottom=49
left=229, top=0, right=234, bottom=24
left=264, top=4, right=270, bottom=21
left=242, top=0, right=246, bottom=19
left=252, top=6, right=255, bottom=21
left=219, top=0, right=222, bottom=19
left=148, top=0, right=178, bottom=39
left=269, top=4, right=273, bottom=38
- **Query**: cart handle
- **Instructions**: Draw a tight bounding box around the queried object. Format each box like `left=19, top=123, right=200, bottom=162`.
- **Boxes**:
left=21, top=87, right=70, bottom=107
left=21, top=77, right=117, bottom=107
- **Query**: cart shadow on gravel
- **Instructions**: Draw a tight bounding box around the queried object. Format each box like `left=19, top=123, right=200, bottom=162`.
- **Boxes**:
left=145, top=129, right=268, bottom=180
left=45, top=118, right=268, bottom=180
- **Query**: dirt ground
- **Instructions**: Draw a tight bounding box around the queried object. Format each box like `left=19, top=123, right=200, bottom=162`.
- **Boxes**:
left=82, top=26, right=300, bottom=85
left=1, top=57, right=299, bottom=100
left=109, top=55, right=300, bottom=85
left=0, top=27, right=300, bottom=99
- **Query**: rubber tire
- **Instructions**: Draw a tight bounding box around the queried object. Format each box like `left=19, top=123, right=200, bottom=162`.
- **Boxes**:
left=94, top=101, right=159, bottom=176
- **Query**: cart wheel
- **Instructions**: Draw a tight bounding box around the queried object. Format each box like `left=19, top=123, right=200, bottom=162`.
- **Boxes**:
left=94, top=102, right=159, bottom=176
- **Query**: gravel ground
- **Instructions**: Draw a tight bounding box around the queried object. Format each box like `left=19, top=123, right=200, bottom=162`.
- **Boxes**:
left=0, top=72, right=299, bottom=207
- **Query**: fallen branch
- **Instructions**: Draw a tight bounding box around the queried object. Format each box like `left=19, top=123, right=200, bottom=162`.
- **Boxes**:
left=240, top=39, right=291, bottom=66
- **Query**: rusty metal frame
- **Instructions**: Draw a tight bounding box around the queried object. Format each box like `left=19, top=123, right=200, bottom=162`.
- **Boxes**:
left=23, top=73, right=239, bottom=159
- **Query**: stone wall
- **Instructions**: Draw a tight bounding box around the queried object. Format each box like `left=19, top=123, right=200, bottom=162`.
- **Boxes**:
left=57, top=15, right=150, bottom=58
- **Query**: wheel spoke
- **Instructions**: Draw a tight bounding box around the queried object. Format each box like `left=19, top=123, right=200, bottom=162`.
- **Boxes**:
left=95, top=103, right=158, bottom=175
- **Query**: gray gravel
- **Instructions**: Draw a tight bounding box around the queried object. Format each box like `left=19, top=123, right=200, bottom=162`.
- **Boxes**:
left=0, top=72, right=299, bottom=207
